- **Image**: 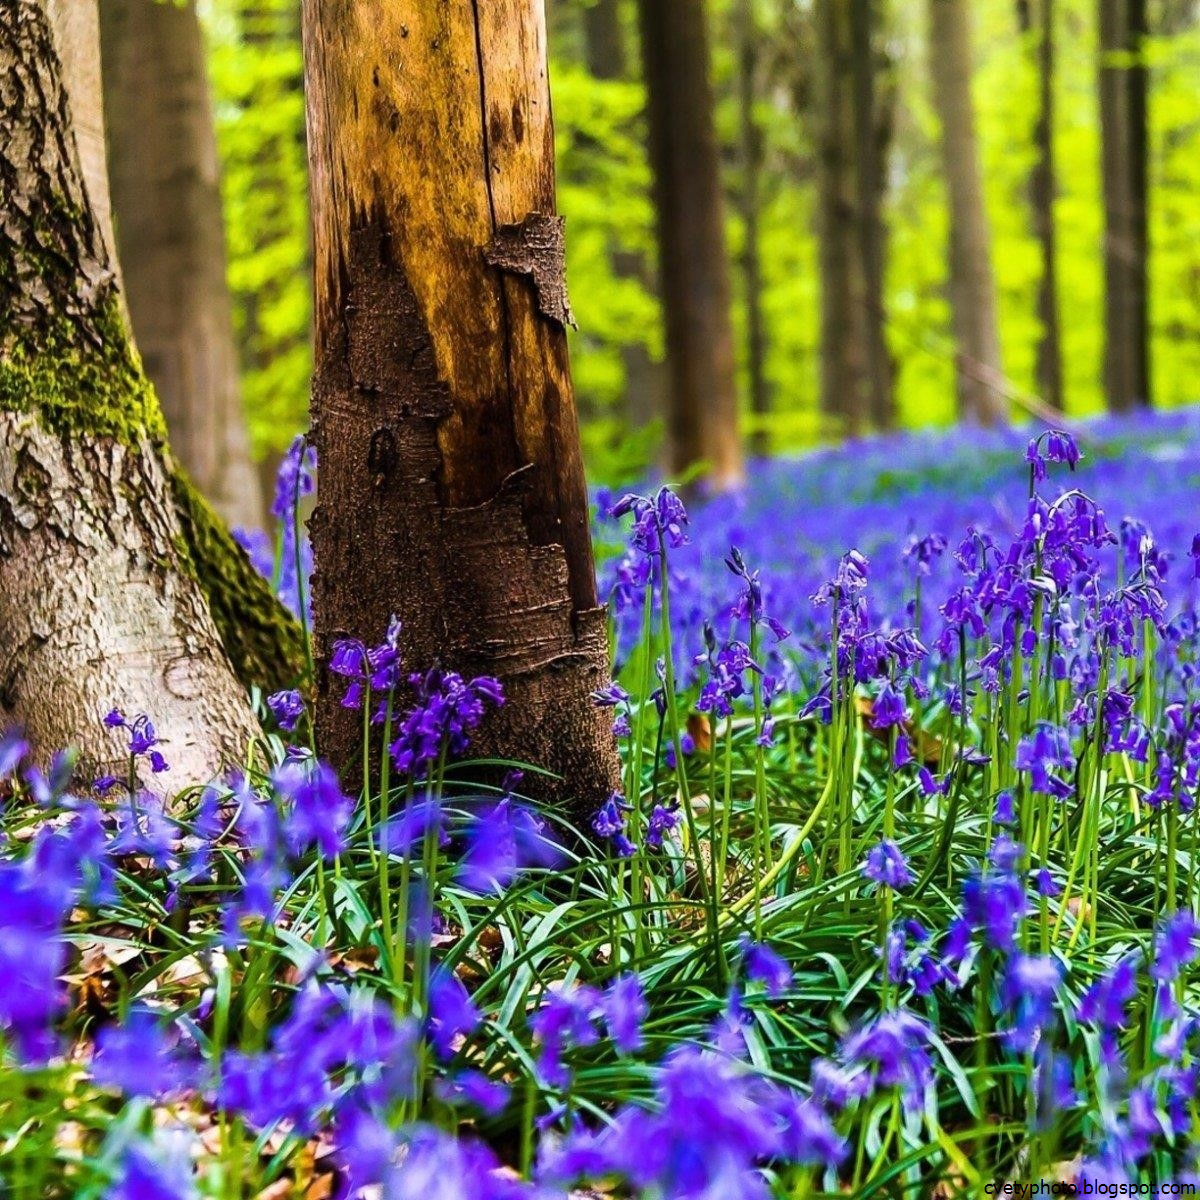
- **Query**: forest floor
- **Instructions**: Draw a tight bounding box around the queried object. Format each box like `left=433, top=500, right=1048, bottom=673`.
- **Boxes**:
left=4, top=409, right=1200, bottom=1195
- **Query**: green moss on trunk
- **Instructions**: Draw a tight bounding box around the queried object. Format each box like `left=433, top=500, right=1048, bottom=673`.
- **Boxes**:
left=0, top=294, right=167, bottom=445
left=171, top=468, right=305, bottom=697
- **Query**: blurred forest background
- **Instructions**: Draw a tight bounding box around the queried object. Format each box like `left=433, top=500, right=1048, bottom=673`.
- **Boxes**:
left=113, top=0, right=1200, bottom=504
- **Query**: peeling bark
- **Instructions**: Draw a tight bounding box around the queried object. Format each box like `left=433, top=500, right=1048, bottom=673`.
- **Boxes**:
left=303, top=1, right=620, bottom=814
left=0, top=0, right=260, bottom=787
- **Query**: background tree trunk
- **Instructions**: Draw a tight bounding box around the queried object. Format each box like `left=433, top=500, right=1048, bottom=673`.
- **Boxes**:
left=737, top=0, right=771, bottom=456
left=302, top=0, right=621, bottom=812
left=1099, top=0, right=1152, bottom=410
left=851, top=0, right=896, bottom=431
left=637, top=0, right=743, bottom=486
left=0, top=0, right=266, bottom=786
left=101, top=0, right=266, bottom=530
left=1017, top=0, right=1065, bottom=412
left=583, top=0, right=664, bottom=433
left=814, top=0, right=870, bottom=437
left=928, top=0, right=1007, bottom=424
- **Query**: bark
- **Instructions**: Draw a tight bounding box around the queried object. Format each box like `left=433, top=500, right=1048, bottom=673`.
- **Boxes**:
left=637, top=0, right=743, bottom=487
left=0, top=0, right=265, bottom=787
left=101, top=0, right=265, bottom=530
left=737, top=0, right=771, bottom=456
left=928, top=0, right=1007, bottom=424
left=1099, top=0, right=1151, bottom=410
left=814, top=0, right=870, bottom=437
left=302, top=1, right=621, bottom=813
left=851, top=0, right=896, bottom=430
left=1017, top=0, right=1065, bottom=412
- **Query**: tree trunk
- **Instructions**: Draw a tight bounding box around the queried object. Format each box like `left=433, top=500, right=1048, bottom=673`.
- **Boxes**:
left=851, top=0, right=896, bottom=431
left=0, top=0, right=270, bottom=786
left=1099, top=0, right=1151, bottom=410
left=1017, top=0, right=1065, bottom=413
left=101, top=0, right=266, bottom=531
left=928, top=0, right=1007, bottom=424
left=814, top=0, right=870, bottom=437
left=737, top=0, right=771, bottom=457
left=302, top=1, right=621, bottom=813
left=637, top=0, right=743, bottom=487
left=583, top=0, right=665, bottom=433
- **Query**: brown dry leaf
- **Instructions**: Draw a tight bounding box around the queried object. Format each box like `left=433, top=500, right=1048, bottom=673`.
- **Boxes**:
left=254, top=1183, right=293, bottom=1200
left=328, top=945, right=380, bottom=974
left=855, top=695, right=944, bottom=766
left=687, top=712, right=713, bottom=754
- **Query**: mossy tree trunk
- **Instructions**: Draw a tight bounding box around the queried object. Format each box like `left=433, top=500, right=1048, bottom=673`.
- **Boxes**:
left=928, top=0, right=1007, bottom=425
left=101, top=0, right=266, bottom=530
left=637, top=0, right=743, bottom=488
left=0, top=0, right=296, bottom=786
left=302, top=0, right=621, bottom=813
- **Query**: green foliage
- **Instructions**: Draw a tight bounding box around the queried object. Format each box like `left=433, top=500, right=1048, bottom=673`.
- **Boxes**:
left=202, top=0, right=1200, bottom=475
left=205, top=0, right=311, bottom=462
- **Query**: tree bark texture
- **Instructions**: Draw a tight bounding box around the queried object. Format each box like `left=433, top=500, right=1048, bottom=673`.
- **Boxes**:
left=302, top=0, right=621, bottom=813
left=814, top=0, right=871, bottom=437
left=1017, top=0, right=1065, bottom=412
left=1099, top=0, right=1151, bottom=410
left=928, top=0, right=1007, bottom=424
left=101, top=0, right=266, bottom=530
left=637, top=0, right=743, bottom=487
left=0, top=0, right=264, bottom=787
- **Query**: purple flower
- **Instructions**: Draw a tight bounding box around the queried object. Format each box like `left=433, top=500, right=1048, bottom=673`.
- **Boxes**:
left=530, top=983, right=601, bottom=1087
left=741, top=939, right=793, bottom=997
left=456, top=799, right=563, bottom=893
left=92, top=1008, right=197, bottom=1099
left=1152, top=910, right=1200, bottom=983
left=271, top=434, right=316, bottom=521
left=266, top=689, right=305, bottom=733
left=273, top=759, right=353, bottom=860
left=601, top=973, right=648, bottom=1054
left=109, top=1134, right=197, bottom=1200
left=645, top=803, right=680, bottom=850
left=426, top=969, right=481, bottom=1061
left=1001, top=953, right=1063, bottom=1052
left=862, top=839, right=913, bottom=890
left=433, top=1070, right=510, bottom=1116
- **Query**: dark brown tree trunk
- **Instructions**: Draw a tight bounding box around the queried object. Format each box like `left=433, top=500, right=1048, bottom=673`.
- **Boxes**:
left=0, top=0, right=289, bottom=786
left=101, top=0, right=265, bottom=531
left=1017, top=0, right=1065, bottom=412
left=814, top=0, right=870, bottom=437
left=928, top=0, right=1007, bottom=424
left=637, top=0, right=743, bottom=486
left=736, top=0, right=771, bottom=456
left=851, top=0, right=896, bottom=431
left=302, top=1, right=621, bottom=812
left=1099, top=0, right=1152, bottom=410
